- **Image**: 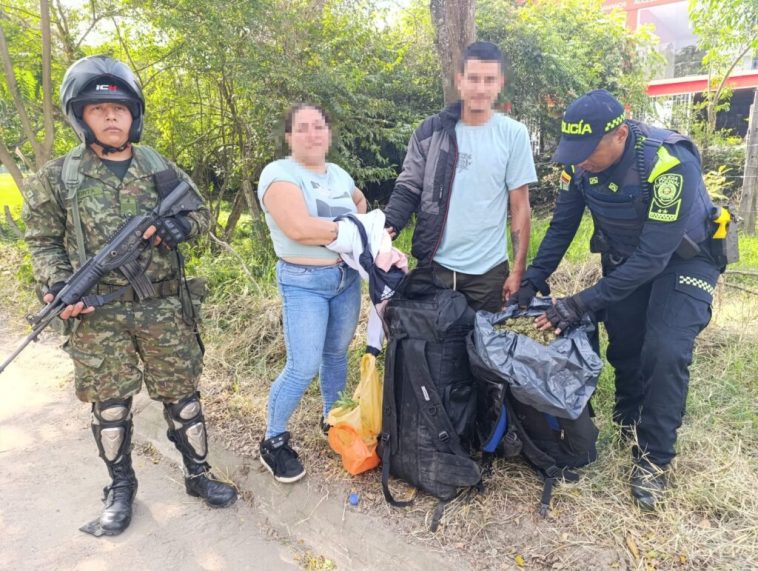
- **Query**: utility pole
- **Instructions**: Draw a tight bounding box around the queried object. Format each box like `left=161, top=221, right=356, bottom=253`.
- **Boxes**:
left=739, top=88, right=758, bottom=235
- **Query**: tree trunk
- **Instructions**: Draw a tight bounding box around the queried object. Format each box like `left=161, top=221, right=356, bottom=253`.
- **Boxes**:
left=40, top=0, right=55, bottom=165
left=0, top=141, right=24, bottom=189
left=241, top=177, right=269, bottom=244
left=739, top=89, right=758, bottom=235
left=223, top=190, right=246, bottom=242
left=430, top=0, right=476, bottom=105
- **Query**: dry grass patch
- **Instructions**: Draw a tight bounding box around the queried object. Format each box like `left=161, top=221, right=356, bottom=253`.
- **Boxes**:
left=198, top=258, right=758, bottom=570
left=2, top=236, right=754, bottom=569
left=0, top=241, right=37, bottom=328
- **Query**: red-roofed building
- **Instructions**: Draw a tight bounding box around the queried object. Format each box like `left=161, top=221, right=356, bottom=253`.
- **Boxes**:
left=603, top=0, right=757, bottom=136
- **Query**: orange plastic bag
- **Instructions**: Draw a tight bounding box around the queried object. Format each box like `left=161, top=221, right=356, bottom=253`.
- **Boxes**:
left=328, top=424, right=380, bottom=475
left=327, top=353, right=383, bottom=475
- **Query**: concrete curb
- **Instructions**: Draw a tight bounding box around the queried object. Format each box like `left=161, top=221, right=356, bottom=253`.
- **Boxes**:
left=133, top=395, right=461, bottom=570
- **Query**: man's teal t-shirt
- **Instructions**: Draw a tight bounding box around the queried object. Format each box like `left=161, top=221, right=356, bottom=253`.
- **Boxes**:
left=257, top=157, right=356, bottom=260
left=434, top=112, right=537, bottom=274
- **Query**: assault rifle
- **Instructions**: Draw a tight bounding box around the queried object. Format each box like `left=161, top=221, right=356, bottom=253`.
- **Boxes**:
left=0, top=175, right=202, bottom=374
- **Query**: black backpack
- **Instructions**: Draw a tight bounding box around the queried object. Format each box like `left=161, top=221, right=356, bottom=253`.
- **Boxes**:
left=468, top=337, right=599, bottom=516
left=379, top=268, right=481, bottom=526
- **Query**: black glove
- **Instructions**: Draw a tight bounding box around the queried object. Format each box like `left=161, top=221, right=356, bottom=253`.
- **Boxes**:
left=47, top=281, right=66, bottom=298
left=42, top=281, right=79, bottom=307
left=544, top=296, right=587, bottom=331
left=154, top=215, right=192, bottom=249
left=515, top=281, right=537, bottom=309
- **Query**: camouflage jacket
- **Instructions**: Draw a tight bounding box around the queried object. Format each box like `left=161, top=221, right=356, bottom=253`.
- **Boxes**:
left=21, top=145, right=210, bottom=290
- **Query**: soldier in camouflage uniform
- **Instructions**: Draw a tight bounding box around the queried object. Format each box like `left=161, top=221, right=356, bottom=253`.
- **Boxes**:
left=21, top=55, right=236, bottom=537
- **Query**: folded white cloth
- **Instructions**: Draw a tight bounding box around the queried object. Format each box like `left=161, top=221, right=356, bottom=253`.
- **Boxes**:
left=326, top=210, right=387, bottom=280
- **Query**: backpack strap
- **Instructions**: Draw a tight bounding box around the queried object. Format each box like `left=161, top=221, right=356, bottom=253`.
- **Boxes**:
left=61, top=144, right=171, bottom=269
left=403, top=338, right=477, bottom=462
left=334, top=213, right=374, bottom=274
left=380, top=337, right=481, bottom=507
left=503, top=393, right=577, bottom=518
left=136, top=144, right=170, bottom=173
left=481, top=404, right=508, bottom=454
left=61, top=144, right=88, bottom=267
left=380, top=336, right=413, bottom=507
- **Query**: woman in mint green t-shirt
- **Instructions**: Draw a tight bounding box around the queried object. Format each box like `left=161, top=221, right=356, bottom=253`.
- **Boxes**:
left=256, top=104, right=367, bottom=483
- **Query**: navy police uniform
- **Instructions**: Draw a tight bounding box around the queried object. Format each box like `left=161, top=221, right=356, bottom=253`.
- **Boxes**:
left=522, top=91, right=722, bottom=484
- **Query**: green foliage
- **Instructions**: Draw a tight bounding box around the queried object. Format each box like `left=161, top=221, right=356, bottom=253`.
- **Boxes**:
left=703, top=165, right=731, bottom=201
left=689, top=0, right=758, bottom=75
left=477, top=0, right=662, bottom=204
left=3, top=0, right=664, bottom=234
left=479, top=0, right=660, bottom=124
left=688, top=0, right=758, bottom=142
left=0, top=1, right=81, bottom=161
left=687, top=123, right=746, bottom=198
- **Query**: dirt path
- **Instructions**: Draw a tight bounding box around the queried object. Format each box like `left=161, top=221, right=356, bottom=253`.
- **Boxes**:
left=0, top=325, right=299, bottom=571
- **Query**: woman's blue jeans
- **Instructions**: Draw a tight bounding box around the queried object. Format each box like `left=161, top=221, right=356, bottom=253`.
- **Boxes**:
left=265, top=260, right=361, bottom=439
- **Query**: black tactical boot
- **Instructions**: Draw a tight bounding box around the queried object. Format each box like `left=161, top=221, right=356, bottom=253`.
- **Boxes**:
left=630, top=461, right=668, bottom=511
left=100, top=454, right=138, bottom=534
left=88, top=398, right=138, bottom=536
left=164, top=393, right=237, bottom=508
left=183, top=459, right=238, bottom=508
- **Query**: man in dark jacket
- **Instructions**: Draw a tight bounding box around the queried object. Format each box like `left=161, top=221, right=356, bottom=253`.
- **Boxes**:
left=384, top=41, right=536, bottom=312
left=519, top=90, right=724, bottom=510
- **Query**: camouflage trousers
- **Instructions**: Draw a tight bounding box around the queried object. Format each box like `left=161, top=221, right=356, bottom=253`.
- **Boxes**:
left=63, top=295, right=203, bottom=403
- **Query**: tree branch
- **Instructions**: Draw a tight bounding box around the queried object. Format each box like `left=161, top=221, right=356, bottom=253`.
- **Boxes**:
left=708, top=35, right=758, bottom=133
left=40, top=0, right=55, bottom=165
left=53, top=0, right=75, bottom=60
left=112, top=17, right=143, bottom=87
left=15, top=146, right=34, bottom=171
left=0, top=24, right=42, bottom=162
left=0, top=139, right=24, bottom=188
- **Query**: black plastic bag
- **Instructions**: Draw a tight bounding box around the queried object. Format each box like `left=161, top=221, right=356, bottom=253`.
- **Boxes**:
left=468, top=298, right=602, bottom=420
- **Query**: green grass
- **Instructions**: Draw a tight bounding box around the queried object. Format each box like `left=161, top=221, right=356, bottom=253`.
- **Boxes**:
left=0, top=173, right=22, bottom=209
left=734, top=232, right=758, bottom=269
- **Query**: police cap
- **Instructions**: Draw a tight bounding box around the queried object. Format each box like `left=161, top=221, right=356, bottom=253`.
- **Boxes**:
left=552, top=89, right=626, bottom=165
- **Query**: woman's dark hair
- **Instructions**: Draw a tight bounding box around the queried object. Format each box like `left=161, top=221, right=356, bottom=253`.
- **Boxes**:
left=283, top=103, right=331, bottom=134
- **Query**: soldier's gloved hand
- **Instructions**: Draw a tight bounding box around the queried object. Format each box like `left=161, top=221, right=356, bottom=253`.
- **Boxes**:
left=42, top=281, right=66, bottom=304
left=154, top=215, right=192, bottom=249
left=43, top=281, right=94, bottom=319
left=514, top=282, right=537, bottom=309
left=540, top=296, right=586, bottom=333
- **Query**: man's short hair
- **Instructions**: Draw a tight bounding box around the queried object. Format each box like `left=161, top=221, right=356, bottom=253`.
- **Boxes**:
left=460, top=41, right=503, bottom=72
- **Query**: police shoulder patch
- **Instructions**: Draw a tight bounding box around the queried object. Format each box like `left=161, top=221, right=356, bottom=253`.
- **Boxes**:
left=648, top=173, right=683, bottom=222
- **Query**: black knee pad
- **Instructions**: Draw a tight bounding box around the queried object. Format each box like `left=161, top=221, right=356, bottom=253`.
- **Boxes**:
left=92, top=397, right=133, bottom=463
left=163, top=392, right=207, bottom=463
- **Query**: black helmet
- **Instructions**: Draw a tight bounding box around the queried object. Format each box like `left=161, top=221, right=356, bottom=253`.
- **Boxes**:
left=60, top=55, right=145, bottom=146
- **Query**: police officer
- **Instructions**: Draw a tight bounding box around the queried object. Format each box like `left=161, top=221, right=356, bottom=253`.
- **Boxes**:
left=22, top=56, right=236, bottom=536
left=517, top=90, right=722, bottom=510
